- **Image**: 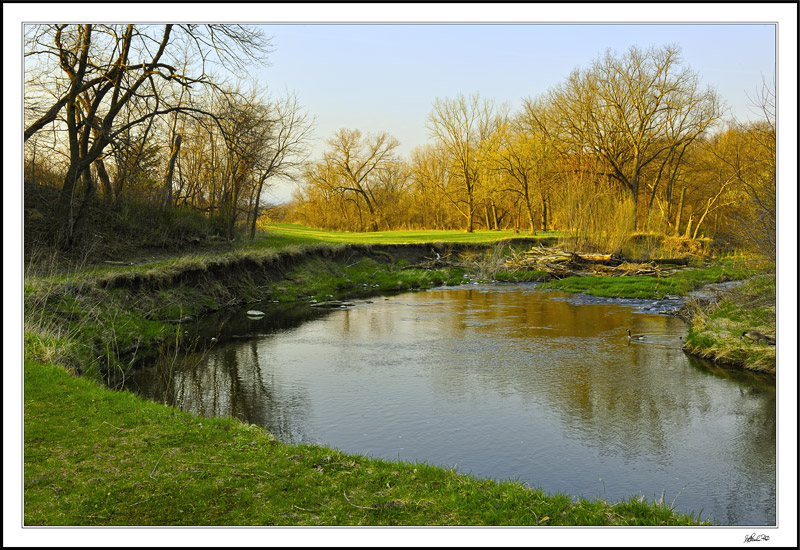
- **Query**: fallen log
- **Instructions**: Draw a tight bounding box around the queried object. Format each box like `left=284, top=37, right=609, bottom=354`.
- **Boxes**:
left=628, top=257, right=690, bottom=266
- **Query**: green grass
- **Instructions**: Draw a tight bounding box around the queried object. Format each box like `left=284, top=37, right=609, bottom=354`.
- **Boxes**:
left=24, top=359, right=710, bottom=526
left=261, top=223, right=560, bottom=246
left=538, top=261, right=760, bottom=299
left=683, top=274, right=776, bottom=373
left=267, top=256, right=465, bottom=303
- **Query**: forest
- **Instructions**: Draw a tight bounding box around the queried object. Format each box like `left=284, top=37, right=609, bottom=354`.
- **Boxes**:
left=23, top=24, right=776, bottom=262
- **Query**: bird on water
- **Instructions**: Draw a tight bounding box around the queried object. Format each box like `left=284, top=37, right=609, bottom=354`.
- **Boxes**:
left=626, top=329, right=646, bottom=341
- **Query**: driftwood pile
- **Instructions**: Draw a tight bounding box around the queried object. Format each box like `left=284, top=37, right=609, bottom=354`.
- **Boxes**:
left=505, top=246, right=690, bottom=279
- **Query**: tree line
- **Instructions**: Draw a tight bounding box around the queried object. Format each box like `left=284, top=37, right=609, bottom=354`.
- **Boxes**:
left=290, top=44, right=775, bottom=259
left=23, top=27, right=775, bottom=260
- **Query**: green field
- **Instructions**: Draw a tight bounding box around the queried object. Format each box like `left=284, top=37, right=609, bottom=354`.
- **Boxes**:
left=261, top=223, right=557, bottom=246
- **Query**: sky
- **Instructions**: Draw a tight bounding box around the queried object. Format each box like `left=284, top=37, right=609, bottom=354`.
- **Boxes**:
left=255, top=22, right=776, bottom=201
left=4, top=4, right=798, bottom=548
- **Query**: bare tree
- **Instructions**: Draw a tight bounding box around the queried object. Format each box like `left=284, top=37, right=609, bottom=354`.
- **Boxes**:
left=545, top=45, right=722, bottom=229
left=307, top=128, right=400, bottom=232
left=23, top=24, right=270, bottom=247
left=248, top=92, right=313, bottom=239
left=715, top=80, right=776, bottom=260
left=408, top=144, right=454, bottom=230
left=492, top=103, right=557, bottom=235
left=427, top=93, right=498, bottom=232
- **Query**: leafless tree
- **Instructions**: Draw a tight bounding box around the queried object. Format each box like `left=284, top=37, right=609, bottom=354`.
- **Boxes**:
left=307, top=128, right=400, bottom=232
left=23, top=24, right=270, bottom=247
left=427, top=93, right=499, bottom=232
left=544, top=45, right=722, bottom=230
left=247, top=92, right=313, bottom=239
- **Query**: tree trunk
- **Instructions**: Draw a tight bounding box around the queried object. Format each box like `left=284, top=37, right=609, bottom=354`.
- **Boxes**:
left=630, top=157, right=641, bottom=231
left=693, top=199, right=714, bottom=240
left=249, top=172, right=268, bottom=240
left=482, top=203, right=491, bottom=230
left=55, top=162, right=85, bottom=247
left=674, top=187, right=686, bottom=236
left=227, top=185, right=239, bottom=241
left=541, top=195, right=548, bottom=232
left=466, top=194, right=474, bottom=233
left=162, top=133, right=181, bottom=211
left=525, top=196, right=536, bottom=235
left=94, top=158, right=113, bottom=206
left=70, top=167, right=97, bottom=244
left=362, top=194, right=379, bottom=232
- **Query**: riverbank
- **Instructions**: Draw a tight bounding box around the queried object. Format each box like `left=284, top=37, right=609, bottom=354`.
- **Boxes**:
left=23, top=358, right=707, bottom=526
left=681, top=274, right=777, bottom=374
left=27, top=238, right=771, bottom=383
left=22, top=239, right=770, bottom=525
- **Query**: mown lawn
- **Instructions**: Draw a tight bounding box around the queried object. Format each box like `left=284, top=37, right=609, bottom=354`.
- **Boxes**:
left=260, top=223, right=559, bottom=246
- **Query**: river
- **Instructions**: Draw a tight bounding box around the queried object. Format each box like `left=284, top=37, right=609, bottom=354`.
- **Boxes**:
left=125, top=283, right=776, bottom=526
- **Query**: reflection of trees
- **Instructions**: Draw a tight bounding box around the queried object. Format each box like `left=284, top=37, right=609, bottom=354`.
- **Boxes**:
left=685, top=356, right=776, bottom=524
left=415, top=288, right=775, bottom=474
left=135, top=336, right=312, bottom=441
left=191, top=302, right=328, bottom=341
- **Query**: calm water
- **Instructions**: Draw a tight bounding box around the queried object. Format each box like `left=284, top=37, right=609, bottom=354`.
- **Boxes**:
left=127, top=284, right=776, bottom=525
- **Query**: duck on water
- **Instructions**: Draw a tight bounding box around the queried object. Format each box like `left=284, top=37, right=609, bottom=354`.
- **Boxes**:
left=626, top=329, right=646, bottom=342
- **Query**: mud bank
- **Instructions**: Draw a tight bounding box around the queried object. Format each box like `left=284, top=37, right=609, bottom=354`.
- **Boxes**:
left=94, top=242, right=494, bottom=293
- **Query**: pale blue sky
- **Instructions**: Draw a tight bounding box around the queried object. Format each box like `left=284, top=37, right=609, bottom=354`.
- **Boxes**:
left=253, top=23, right=776, bottom=200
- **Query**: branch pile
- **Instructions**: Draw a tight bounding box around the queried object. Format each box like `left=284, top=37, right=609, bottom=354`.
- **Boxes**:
left=505, top=246, right=689, bottom=279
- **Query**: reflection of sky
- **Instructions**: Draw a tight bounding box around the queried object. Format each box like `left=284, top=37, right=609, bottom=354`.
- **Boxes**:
left=136, top=285, right=776, bottom=525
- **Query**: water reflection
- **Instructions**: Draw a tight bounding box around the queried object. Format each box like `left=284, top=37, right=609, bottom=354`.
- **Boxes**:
left=127, top=285, right=775, bottom=525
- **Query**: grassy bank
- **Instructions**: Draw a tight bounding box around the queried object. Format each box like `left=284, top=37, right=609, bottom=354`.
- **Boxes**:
left=682, top=274, right=777, bottom=374
left=261, top=223, right=560, bottom=246
left=23, top=359, right=708, bottom=526
left=537, top=257, right=760, bottom=299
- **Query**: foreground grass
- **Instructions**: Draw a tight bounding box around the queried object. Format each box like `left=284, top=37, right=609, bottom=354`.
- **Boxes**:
left=23, top=360, right=709, bottom=526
